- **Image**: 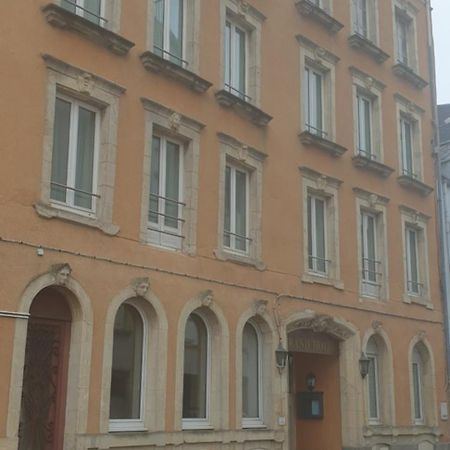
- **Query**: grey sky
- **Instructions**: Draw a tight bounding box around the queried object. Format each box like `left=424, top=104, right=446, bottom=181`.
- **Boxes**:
left=432, top=0, right=450, bottom=105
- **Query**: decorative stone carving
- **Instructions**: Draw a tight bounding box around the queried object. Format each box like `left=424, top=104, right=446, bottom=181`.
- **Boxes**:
left=237, top=0, right=249, bottom=17
left=77, top=73, right=94, bottom=95
left=368, top=193, right=378, bottom=208
left=199, top=289, right=214, bottom=307
left=292, top=314, right=354, bottom=340
left=418, top=330, right=427, bottom=341
left=253, top=299, right=268, bottom=316
left=314, top=47, right=326, bottom=63
left=371, top=320, right=383, bottom=332
left=132, top=277, right=150, bottom=297
left=407, top=101, right=416, bottom=113
left=316, top=175, right=328, bottom=191
left=365, top=76, right=374, bottom=91
left=50, top=263, right=72, bottom=286
left=238, top=145, right=248, bottom=162
left=169, top=112, right=182, bottom=131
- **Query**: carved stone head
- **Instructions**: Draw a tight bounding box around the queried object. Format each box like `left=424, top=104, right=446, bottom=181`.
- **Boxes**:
left=254, top=299, right=268, bottom=316
left=132, top=277, right=150, bottom=297
left=200, top=289, right=214, bottom=307
left=51, top=263, right=72, bottom=286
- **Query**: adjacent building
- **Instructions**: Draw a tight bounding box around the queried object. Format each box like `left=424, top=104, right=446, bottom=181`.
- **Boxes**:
left=0, top=1, right=448, bottom=449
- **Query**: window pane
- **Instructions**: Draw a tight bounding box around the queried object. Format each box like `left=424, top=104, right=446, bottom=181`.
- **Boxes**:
left=164, top=141, right=180, bottom=228
left=314, top=72, right=322, bottom=132
left=110, top=304, right=144, bottom=420
left=169, top=0, right=183, bottom=64
left=367, top=356, right=378, bottom=419
left=412, top=361, right=422, bottom=419
left=304, top=68, right=310, bottom=130
left=61, top=0, right=76, bottom=14
left=51, top=98, right=71, bottom=203
left=74, top=106, right=96, bottom=209
left=242, top=323, right=259, bottom=418
left=315, top=198, right=326, bottom=272
left=236, top=28, right=246, bottom=97
left=408, top=229, right=419, bottom=291
left=84, top=0, right=102, bottom=24
left=235, top=169, right=247, bottom=251
left=154, top=0, right=165, bottom=57
left=224, top=22, right=231, bottom=88
left=307, top=195, right=313, bottom=270
left=366, top=215, right=377, bottom=282
left=224, top=166, right=231, bottom=247
left=149, top=137, right=161, bottom=224
left=183, top=314, right=207, bottom=419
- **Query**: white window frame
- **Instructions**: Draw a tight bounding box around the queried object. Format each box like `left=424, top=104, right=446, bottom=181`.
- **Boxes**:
left=393, top=2, right=419, bottom=72
left=351, top=0, right=379, bottom=44
left=148, top=134, right=185, bottom=250
left=307, top=193, right=328, bottom=276
left=411, top=348, right=424, bottom=424
left=400, top=115, right=416, bottom=177
left=242, top=321, right=263, bottom=428
left=366, top=340, right=381, bottom=424
left=301, top=167, right=342, bottom=289
left=304, top=66, right=324, bottom=137
left=224, top=162, right=250, bottom=255
left=50, top=94, right=101, bottom=217
left=360, top=211, right=381, bottom=298
left=182, top=313, right=212, bottom=430
left=356, top=93, right=373, bottom=157
left=61, top=0, right=106, bottom=22
left=405, top=226, right=421, bottom=296
left=109, top=303, right=148, bottom=432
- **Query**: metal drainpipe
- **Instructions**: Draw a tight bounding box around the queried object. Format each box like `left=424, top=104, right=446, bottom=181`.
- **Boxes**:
left=426, top=0, right=450, bottom=385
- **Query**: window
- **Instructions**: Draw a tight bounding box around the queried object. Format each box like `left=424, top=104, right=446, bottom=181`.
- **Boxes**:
left=304, top=66, right=324, bottom=137
left=61, top=0, right=105, bottom=25
left=183, top=314, right=209, bottom=428
left=400, top=116, right=415, bottom=177
left=357, top=93, right=372, bottom=158
left=109, top=304, right=145, bottom=431
left=360, top=211, right=381, bottom=297
left=242, top=322, right=262, bottom=427
left=50, top=95, right=100, bottom=214
left=366, top=338, right=380, bottom=423
left=224, top=19, right=248, bottom=100
left=394, top=4, right=418, bottom=70
left=148, top=135, right=184, bottom=250
left=301, top=167, right=342, bottom=289
left=396, top=13, right=410, bottom=66
left=216, top=133, right=264, bottom=268
left=38, top=55, right=123, bottom=234
left=153, top=0, right=185, bottom=66
left=353, top=0, right=369, bottom=38
left=307, top=194, right=327, bottom=275
left=401, top=207, right=430, bottom=306
left=224, top=164, right=249, bottom=254
left=411, top=347, right=424, bottom=423
left=141, top=98, right=202, bottom=254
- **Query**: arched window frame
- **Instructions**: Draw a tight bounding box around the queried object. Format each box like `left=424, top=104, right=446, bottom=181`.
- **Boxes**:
left=182, top=311, right=212, bottom=430
left=242, top=320, right=264, bottom=428
left=109, top=301, right=148, bottom=432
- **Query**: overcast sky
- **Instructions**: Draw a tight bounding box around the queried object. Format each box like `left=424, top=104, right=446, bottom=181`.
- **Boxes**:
left=432, top=0, right=450, bottom=105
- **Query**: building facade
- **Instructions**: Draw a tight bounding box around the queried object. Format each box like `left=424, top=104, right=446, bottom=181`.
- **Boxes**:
left=0, top=1, right=448, bottom=450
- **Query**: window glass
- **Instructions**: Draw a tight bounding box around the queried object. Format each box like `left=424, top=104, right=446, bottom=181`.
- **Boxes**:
left=304, top=67, right=323, bottom=136
left=366, top=338, right=379, bottom=420
left=412, top=348, right=423, bottom=421
left=406, top=227, right=420, bottom=294
left=357, top=94, right=372, bottom=157
left=354, top=0, right=368, bottom=37
left=400, top=118, right=414, bottom=176
left=242, top=323, right=259, bottom=419
left=307, top=195, right=326, bottom=274
left=110, top=304, right=144, bottom=420
left=61, top=0, right=102, bottom=25
left=183, top=314, right=208, bottom=419
left=224, top=20, right=247, bottom=99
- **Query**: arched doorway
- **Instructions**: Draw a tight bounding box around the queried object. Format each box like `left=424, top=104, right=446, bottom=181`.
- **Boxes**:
left=18, top=287, right=72, bottom=450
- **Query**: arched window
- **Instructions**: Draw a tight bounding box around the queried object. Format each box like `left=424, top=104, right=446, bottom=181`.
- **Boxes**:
left=183, top=313, right=209, bottom=427
left=242, top=321, right=262, bottom=426
left=366, top=337, right=380, bottom=423
left=109, top=303, right=145, bottom=431
left=412, top=346, right=424, bottom=423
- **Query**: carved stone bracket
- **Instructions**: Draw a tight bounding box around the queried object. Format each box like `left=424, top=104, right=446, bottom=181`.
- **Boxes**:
left=371, top=320, right=383, bottom=332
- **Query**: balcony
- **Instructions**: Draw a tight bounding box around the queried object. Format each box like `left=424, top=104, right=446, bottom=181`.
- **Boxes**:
left=42, top=3, right=134, bottom=55
left=348, top=33, right=389, bottom=64
left=352, top=152, right=394, bottom=178
left=295, top=0, right=344, bottom=33
left=140, top=51, right=212, bottom=94
left=397, top=173, right=433, bottom=196
left=299, top=128, right=347, bottom=157
left=392, top=62, right=428, bottom=89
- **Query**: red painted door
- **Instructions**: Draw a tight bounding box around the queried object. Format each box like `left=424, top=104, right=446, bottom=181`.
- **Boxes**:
left=18, top=317, right=71, bottom=450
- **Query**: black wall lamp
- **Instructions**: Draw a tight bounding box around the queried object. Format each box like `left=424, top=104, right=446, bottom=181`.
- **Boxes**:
left=275, top=342, right=289, bottom=371
left=359, top=352, right=371, bottom=378
left=306, top=372, right=316, bottom=391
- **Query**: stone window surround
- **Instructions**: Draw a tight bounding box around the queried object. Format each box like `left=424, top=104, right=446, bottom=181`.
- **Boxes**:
left=399, top=205, right=431, bottom=309
left=35, top=54, right=124, bottom=236
left=140, top=98, right=204, bottom=255
left=145, top=0, right=201, bottom=74
left=235, top=304, right=277, bottom=430
left=408, top=336, right=438, bottom=428
left=300, top=166, right=343, bottom=290
left=298, top=35, right=338, bottom=143
left=215, top=132, right=265, bottom=270
left=392, top=0, right=420, bottom=72
left=350, top=67, right=386, bottom=163
left=362, top=327, right=396, bottom=428
left=219, top=0, right=265, bottom=107
left=354, top=188, right=389, bottom=302
left=350, top=0, right=380, bottom=45
left=395, top=93, right=425, bottom=181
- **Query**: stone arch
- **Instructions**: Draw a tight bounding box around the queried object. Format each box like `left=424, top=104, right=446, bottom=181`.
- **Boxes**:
left=235, top=300, right=278, bottom=429
left=408, top=334, right=438, bottom=427
left=99, top=278, right=168, bottom=433
left=7, top=266, right=93, bottom=450
left=362, top=325, right=396, bottom=426
left=174, top=289, right=229, bottom=431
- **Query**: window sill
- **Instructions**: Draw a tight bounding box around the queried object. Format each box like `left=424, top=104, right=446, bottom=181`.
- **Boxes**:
left=295, top=0, right=344, bottom=33
left=34, top=202, right=120, bottom=236
left=182, top=421, right=214, bottom=431
left=242, top=422, right=267, bottom=429
left=397, top=175, right=433, bottom=196
left=214, top=248, right=266, bottom=271
left=42, top=3, right=135, bottom=56
left=348, top=34, right=390, bottom=63
left=301, top=273, right=344, bottom=290
left=402, top=292, right=433, bottom=310
left=392, top=62, right=428, bottom=89
left=299, top=130, right=347, bottom=157
left=352, top=154, right=395, bottom=178
left=109, top=421, right=147, bottom=433
left=363, top=424, right=441, bottom=439
left=215, top=90, right=272, bottom=127
left=140, top=51, right=212, bottom=94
